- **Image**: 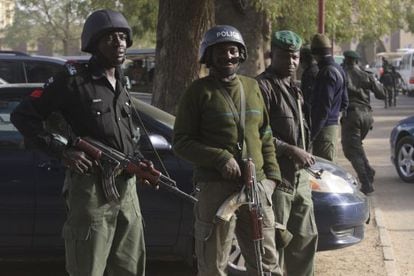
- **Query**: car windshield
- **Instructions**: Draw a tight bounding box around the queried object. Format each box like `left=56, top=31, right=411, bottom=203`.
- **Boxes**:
left=131, top=97, right=175, bottom=129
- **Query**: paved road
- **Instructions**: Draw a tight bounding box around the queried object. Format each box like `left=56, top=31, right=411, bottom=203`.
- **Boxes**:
left=316, top=93, right=414, bottom=276
left=367, top=94, right=414, bottom=276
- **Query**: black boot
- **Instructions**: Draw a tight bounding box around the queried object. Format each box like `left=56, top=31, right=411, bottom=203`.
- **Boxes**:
left=360, top=181, right=374, bottom=195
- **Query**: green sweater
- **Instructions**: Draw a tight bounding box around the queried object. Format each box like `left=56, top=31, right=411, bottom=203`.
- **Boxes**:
left=173, top=75, right=281, bottom=183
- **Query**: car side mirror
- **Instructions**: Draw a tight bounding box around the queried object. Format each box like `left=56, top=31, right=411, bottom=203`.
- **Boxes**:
left=140, top=134, right=171, bottom=151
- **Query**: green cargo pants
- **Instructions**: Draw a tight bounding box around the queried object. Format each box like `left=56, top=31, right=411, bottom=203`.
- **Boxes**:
left=273, top=170, right=318, bottom=276
left=341, top=110, right=375, bottom=192
left=62, top=170, right=145, bottom=276
left=194, top=179, right=282, bottom=276
left=312, top=124, right=338, bottom=162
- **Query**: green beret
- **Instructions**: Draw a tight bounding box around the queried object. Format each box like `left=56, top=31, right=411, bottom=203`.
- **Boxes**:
left=343, top=50, right=360, bottom=59
left=271, top=30, right=302, bottom=51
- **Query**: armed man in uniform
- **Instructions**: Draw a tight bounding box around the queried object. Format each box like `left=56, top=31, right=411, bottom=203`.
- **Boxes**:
left=341, top=50, right=385, bottom=195
left=256, top=30, right=318, bottom=276
left=11, top=10, right=146, bottom=276
left=173, top=25, right=282, bottom=276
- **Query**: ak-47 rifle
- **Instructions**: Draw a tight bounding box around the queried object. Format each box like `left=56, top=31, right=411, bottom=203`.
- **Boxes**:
left=216, top=158, right=265, bottom=276
left=74, top=137, right=197, bottom=204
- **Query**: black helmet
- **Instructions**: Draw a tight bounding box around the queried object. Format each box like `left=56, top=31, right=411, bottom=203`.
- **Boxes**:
left=199, top=25, right=247, bottom=64
left=81, top=9, right=133, bottom=53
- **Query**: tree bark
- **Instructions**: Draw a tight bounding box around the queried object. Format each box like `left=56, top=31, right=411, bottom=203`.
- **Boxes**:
left=215, top=0, right=271, bottom=77
left=152, top=0, right=214, bottom=114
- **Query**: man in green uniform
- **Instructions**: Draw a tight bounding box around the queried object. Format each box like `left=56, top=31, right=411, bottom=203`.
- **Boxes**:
left=173, top=25, right=282, bottom=276
left=341, top=50, right=385, bottom=195
left=11, top=10, right=146, bottom=276
left=256, top=30, right=318, bottom=276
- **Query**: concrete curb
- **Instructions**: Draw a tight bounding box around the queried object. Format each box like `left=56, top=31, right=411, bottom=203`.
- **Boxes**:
left=371, top=196, right=399, bottom=276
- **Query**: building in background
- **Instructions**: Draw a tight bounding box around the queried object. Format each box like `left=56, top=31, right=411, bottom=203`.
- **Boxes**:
left=336, top=29, right=414, bottom=67
left=0, top=0, right=14, bottom=30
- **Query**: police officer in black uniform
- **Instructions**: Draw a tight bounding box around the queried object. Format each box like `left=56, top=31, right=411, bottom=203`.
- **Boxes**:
left=341, top=50, right=385, bottom=195
left=11, top=9, right=146, bottom=276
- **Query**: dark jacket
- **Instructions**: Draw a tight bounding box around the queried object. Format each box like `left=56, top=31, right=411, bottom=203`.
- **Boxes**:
left=256, top=68, right=311, bottom=190
left=301, top=62, right=319, bottom=108
left=311, top=56, right=348, bottom=139
left=344, top=64, right=385, bottom=109
left=380, top=69, right=396, bottom=88
left=11, top=57, right=138, bottom=157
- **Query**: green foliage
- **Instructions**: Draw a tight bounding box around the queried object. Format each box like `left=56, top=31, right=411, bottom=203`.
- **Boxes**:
left=252, top=0, right=409, bottom=45
left=1, top=0, right=412, bottom=54
left=1, top=0, right=158, bottom=54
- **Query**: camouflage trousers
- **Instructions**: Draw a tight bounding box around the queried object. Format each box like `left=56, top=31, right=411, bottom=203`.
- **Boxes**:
left=62, top=171, right=146, bottom=276
left=312, top=125, right=339, bottom=162
left=194, top=179, right=282, bottom=276
left=273, top=170, right=318, bottom=276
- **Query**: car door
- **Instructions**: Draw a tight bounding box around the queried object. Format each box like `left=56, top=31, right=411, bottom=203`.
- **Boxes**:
left=137, top=129, right=184, bottom=247
left=0, top=95, right=35, bottom=252
left=32, top=150, right=66, bottom=251
left=0, top=60, right=26, bottom=83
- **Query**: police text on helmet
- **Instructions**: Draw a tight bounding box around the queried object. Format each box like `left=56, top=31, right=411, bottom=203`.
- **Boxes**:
left=216, top=31, right=241, bottom=40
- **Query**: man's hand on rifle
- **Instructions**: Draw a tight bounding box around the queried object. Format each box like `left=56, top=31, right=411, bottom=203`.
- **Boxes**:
left=62, top=148, right=95, bottom=174
left=221, top=157, right=241, bottom=180
left=286, top=145, right=315, bottom=169
left=139, top=159, right=158, bottom=189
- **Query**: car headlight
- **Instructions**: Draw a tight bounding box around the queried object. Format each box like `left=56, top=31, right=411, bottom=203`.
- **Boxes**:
left=310, top=170, right=354, bottom=194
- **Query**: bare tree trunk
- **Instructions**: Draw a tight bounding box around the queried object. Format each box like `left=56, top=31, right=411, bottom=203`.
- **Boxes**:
left=153, top=0, right=214, bottom=114
left=215, top=0, right=271, bottom=77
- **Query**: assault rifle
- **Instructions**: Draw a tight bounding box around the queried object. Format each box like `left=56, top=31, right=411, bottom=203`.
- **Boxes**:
left=216, top=158, right=265, bottom=276
left=74, top=137, right=197, bottom=204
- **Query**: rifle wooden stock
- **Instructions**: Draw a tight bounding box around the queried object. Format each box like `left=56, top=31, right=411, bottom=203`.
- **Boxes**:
left=216, top=190, right=247, bottom=221
left=243, top=158, right=265, bottom=276
left=74, top=137, right=197, bottom=204
left=215, top=158, right=266, bottom=275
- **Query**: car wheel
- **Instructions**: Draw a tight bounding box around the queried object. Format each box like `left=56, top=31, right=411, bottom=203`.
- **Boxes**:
left=396, top=136, right=414, bottom=183
left=227, top=237, right=247, bottom=275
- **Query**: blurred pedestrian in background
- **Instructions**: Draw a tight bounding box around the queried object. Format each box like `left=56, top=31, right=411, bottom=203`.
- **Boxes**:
left=380, top=62, right=397, bottom=108
left=341, top=50, right=385, bottom=195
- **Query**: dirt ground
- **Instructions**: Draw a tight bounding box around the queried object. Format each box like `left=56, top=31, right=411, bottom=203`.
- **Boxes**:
left=315, top=204, right=386, bottom=276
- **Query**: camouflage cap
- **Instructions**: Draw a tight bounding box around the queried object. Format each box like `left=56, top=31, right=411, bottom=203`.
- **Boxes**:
left=271, top=30, right=302, bottom=51
left=343, top=50, right=360, bottom=59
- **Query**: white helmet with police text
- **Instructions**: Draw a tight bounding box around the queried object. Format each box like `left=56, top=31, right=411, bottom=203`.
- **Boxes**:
left=199, top=25, right=247, bottom=64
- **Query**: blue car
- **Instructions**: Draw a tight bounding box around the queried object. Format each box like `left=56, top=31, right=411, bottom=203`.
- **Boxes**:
left=390, top=115, right=414, bottom=183
left=0, top=84, right=369, bottom=273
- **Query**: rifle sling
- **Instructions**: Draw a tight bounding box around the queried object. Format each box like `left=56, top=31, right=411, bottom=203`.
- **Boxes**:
left=216, top=78, right=247, bottom=161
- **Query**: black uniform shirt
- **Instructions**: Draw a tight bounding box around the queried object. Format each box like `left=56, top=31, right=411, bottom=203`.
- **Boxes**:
left=12, top=57, right=137, bottom=155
